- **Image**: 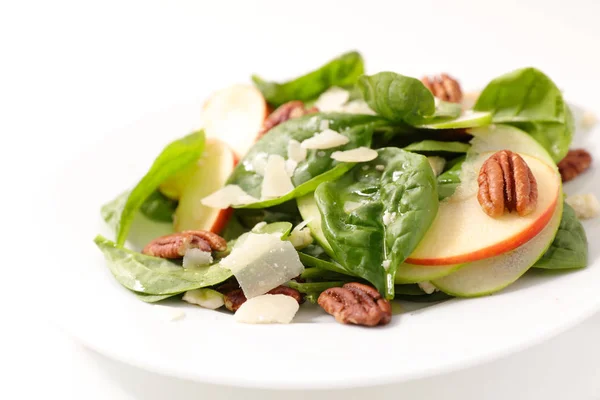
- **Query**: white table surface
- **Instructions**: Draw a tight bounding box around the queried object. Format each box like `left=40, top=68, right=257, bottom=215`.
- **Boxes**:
left=3, top=0, right=600, bottom=398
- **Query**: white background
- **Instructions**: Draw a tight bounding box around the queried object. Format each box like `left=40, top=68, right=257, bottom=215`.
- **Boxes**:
left=2, top=0, right=600, bottom=398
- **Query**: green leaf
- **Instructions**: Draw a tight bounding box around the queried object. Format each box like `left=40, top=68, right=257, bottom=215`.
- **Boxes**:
left=252, top=51, right=364, bottom=107
left=404, top=140, right=470, bottom=154
left=474, top=68, right=573, bottom=162
left=315, top=148, right=439, bottom=298
left=114, top=131, right=206, bottom=246
left=300, top=267, right=354, bottom=281
left=139, top=190, right=178, bottom=223
left=286, top=280, right=345, bottom=294
left=298, top=252, right=355, bottom=276
left=358, top=72, right=435, bottom=124
left=228, top=113, right=387, bottom=209
left=534, top=203, right=588, bottom=270
left=436, top=156, right=464, bottom=200
left=94, top=235, right=232, bottom=295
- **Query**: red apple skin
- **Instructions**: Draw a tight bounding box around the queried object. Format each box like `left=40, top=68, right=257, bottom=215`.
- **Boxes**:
left=406, top=193, right=559, bottom=266
left=207, top=153, right=238, bottom=234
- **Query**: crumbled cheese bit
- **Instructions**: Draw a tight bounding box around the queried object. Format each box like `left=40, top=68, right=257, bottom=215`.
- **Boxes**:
left=382, top=210, right=397, bottom=226
left=220, top=233, right=304, bottom=298
left=343, top=201, right=362, bottom=213
left=250, top=154, right=269, bottom=176
left=317, top=151, right=326, bottom=157
left=182, top=289, right=224, bottom=309
left=287, top=139, right=307, bottom=162
left=182, top=248, right=213, bottom=268
left=341, top=100, right=376, bottom=115
left=153, top=305, right=186, bottom=322
left=288, top=226, right=313, bottom=250
left=361, top=165, right=369, bottom=171
left=566, top=193, right=600, bottom=220
left=201, top=185, right=259, bottom=208
left=382, top=260, right=391, bottom=270
left=261, top=155, right=295, bottom=199
left=418, top=281, right=439, bottom=295
left=427, top=156, right=446, bottom=177
left=331, top=147, right=378, bottom=162
left=375, top=165, right=385, bottom=171
left=234, top=294, right=300, bottom=324
left=582, top=111, right=597, bottom=130
left=251, top=221, right=267, bottom=232
left=314, top=87, right=350, bottom=112
left=301, top=129, right=350, bottom=150
left=319, top=120, right=330, bottom=131
left=285, top=159, right=298, bottom=177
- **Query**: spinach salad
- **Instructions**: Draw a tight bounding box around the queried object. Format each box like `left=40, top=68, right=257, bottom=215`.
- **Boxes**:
left=96, top=51, right=592, bottom=327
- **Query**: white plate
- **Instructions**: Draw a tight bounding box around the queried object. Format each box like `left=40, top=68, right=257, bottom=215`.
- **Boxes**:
left=48, top=94, right=599, bottom=389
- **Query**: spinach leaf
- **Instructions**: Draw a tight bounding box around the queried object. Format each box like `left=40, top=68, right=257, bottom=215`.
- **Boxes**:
left=139, top=191, right=178, bottom=223
left=114, top=131, right=205, bottom=246
left=358, top=72, right=435, bottom=124
left=252, top=51, right=364, bottom=107
left=436, top=156, right=465, bottom=200
left=286, top=280, right=345, bottom=294
left=300, top=267, right=354, bottom=281
left=94, top=235, right=232, bottom=295
left=228, top=113, right=387, bottom=209
left=315, top=148, right=438, bottom=298
left=298, top=252, right=354, bottom=276
left=474, top=68, right=573, bottom=162
left=534, top=203, right=588, bottom=270
left=404, top=140, right=470, bottom=154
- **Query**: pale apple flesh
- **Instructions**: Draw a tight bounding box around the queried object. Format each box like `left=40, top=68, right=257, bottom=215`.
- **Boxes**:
left=406, top=153, right=560, bottom=265
left=395, top=262, right=463, bottom=284
left=201, top=84, right=268, bottom=159
left=173, top=138, right=237, bottom=233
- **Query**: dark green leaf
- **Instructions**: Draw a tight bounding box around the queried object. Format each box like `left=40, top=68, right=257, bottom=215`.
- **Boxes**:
left=474, top=68, right=573, bottom=162
left=139, top=191, right=178, bottom=223
left=94, top=235, right=232, bottom=295
left=228, top=113, right=387, bottom=208
left=315, top=148, right=438, bottom=298
left=286, top=281, right=345, bottom=294
left=115, top=131, right=205, bottom=245
left=252, top=51, right=364, bottom=107
left=404, top=140, right=470, bottom=154
left=436, top=156, right=464, bottom=200
left=298, top=252, right=353, bottom=276
left=534, top=203, right=588, bottom=269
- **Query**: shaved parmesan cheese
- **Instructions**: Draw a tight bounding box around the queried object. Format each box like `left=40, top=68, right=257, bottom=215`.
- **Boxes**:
left=182, top=248, right=213, bottom=268
left=219, top=233, right=304, bottom=298
left=261, top=155, right=295, bottom=199
left=201, top=185, right=259, bottom=208
left=341, top=100, right=376, bottom=115
left=288, top=226, right=313, bottom=249
left=251, top=155, right=268, bottom=176
left=566, top=193, right=600, bottom=219
left=287, top=139, right=307, bottom=162
left=331, top=147, right=378, bottom=162
left=285, top=159, right=298, bottom=177
left=235, top=294, right=299, bottom=324
left=252, top=221, right=267, bottom=232
left=418, top=281, right=439, bottom=295
left=314, top=87, right=350, bottom=112
left=319, top=120, right=330, bottom=131
left=182, top=289, right=224, bottom=309
left=382, top=260, right=391, bottom=270
left=382, top=210, right=397, bottom=226
left=427, top=156, right=446, bottom=177
left=301, top=129, right=350, bottom=150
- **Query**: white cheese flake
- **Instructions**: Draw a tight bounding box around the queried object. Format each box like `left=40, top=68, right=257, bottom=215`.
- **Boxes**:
left=235, top=294, right=300, bottom=324
left=182, top=289, right=224, bottom=309
left=219, top=233, right=305, bottom=298
left=319, top=120, right=330, bottom=131
left=375, top=165, right=385, bottom=171
left=427, top=156, right=446, bottom=177
left=341, top=100, right=376, bottom=115
left=261, top=155, right=295, bottom=199
left=251, top=221, right=267, bottom=232
left=288, top=226, right=314, bottom=249
left=331, top=147, right=378, bottom=162
left=182, top=248, right=213, bottom=268
left=566, top=193, right=600, bottom=220
left=301, top=129, right=350, bottom=150
left=201, top=185, right=259, bottom=209
left=251, top=155, right=269, bottom=176
left=418, top=281, right=439, bottom=295
left=382, top=210, right=397, bottom=226
left=287, top=139, right=307, bottom=162
left=382, top=260, right=391, bottom=270
left=314, top=87, right=350, bottom=112
left=285, top=159, right=298, bottom=177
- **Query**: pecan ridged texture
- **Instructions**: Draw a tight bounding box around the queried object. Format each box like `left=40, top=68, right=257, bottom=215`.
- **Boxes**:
left=259, top=101, right=318, bottom=136
left=477, top=150, right=538, bottom=218
left=142, top=230, right=227, bottom=259
left=421, top=73, right=463, bottom=103
left=318, top=282, right=392, bottom=327
left=223, top=286, right=304, bottom=312
left=557, top=149, right=592, bottom=182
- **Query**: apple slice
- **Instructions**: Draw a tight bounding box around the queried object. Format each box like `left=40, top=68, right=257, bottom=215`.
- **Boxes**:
left=407, top=152, right=560, bottom=265
left=394, top=262, right=464, bottom=284
left=202, top=84, right=268, bottom=159
left=432, top=200, right=563, bottom=297
left=415, top=110, right=492, bottom=130
left=173, top=138, right=237, bottom=233
left=296, top=194, right=334, bottom=256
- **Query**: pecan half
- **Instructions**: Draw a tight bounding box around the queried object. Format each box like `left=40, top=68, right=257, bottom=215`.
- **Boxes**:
left=477, top=150, right=538, bottom=218
left=142, top=230, right=227, bottom=258
left=259, top=101, right=318, bottom=136
left=421, top=73, right=463, bottom=103
left=318, top=282, right=391, bottom=327
left=557, top=149, right=592, bottom=182
left=223, top=286, right=304, bottom=312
